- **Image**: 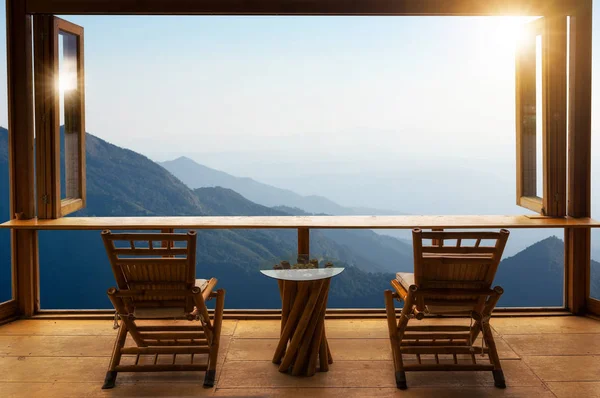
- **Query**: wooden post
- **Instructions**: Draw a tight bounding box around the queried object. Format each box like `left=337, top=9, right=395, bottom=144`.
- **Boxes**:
left=6, top=0, right=38, bottom=316
left=566, top=0, right=593, bottom=315
left=298, top=227, right=309, bottom=263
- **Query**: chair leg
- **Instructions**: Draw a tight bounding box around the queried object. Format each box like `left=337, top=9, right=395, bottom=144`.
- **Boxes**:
left=102, top=371, right=118, bottom=390
left=204, top=288, right=225, bottom=388
left=492, top=369, right=506, bottom=389
left=385, top=290, right=408, bottom=390
left=395, top=370, right=408, bottom=390
left=203, top=370, right=216, bottom=388
left=481, top=321, right=506, bottom=389
left=102, top=322, right=128, bottom=389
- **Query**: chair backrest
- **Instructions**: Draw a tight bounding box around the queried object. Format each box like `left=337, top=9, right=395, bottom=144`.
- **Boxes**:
left=101, top=230, right=197, bottom=312
left=412, top=228, right=509, bottom=310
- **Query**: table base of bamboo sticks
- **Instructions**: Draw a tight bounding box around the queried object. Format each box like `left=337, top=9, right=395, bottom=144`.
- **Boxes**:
left=272, top=278, right=333, bottom=376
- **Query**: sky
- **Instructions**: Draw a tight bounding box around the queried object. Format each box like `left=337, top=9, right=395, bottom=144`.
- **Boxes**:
left=0, top=13, right=531, bottom=159
left=0, top=7, right=599, bottom=214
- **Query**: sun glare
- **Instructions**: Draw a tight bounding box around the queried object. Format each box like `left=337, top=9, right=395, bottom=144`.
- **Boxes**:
left=488, top=16, right=537, bottom=50
left=58, top=71, right=77, bottom=94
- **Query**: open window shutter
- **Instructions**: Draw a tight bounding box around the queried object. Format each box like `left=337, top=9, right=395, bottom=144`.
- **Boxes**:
left=516, top=16, right=567, bottom=216
left=515, top=18, right=541, bottom=213
left=34, top=16, right=86, bottom=219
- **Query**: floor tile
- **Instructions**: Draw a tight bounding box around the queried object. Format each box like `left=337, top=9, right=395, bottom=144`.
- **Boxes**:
left=0, top=335, right=115, bottom=357
left=492, top=316, right=600, bottom=335
left=0, top=319, right=237, bottom=337
left=0, top=320, right=118, bottom=336
left=0, top=357, right=109, bottom=382
left=1, top=382, right=215, bottom=398
left=217, top=359, right=541, bottom=389
left=523, top=355, right=600, bottom=382
left=504, top=334, right=600, bottom=356
left=227, top=338, right=393, bottom=362
left=218, top=360, right=396, bottom=388
left=233, top=321, right=280, bottom=339
left=546, top=381, right=600, bottom=398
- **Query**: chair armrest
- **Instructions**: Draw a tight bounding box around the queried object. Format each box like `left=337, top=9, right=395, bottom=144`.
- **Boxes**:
left=199, top=277, right=218, bottom=302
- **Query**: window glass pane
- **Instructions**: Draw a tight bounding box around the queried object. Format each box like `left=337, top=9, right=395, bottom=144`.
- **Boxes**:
left=58, top=34, right=66, bottom=199
left=40, top=230, right=112, bottom=309
left=591, top=8, right=600, bottom=303
left=0, top=0, right=12, bottom=304
left=535, top=35, right=544, bottom=198
left=592, top=230, right=600, bottom=300
left=496, top=228, right=564, bottom=307
left=592, top=55, right=599, bottom=300
left=58, top=31, right=81, bottom=200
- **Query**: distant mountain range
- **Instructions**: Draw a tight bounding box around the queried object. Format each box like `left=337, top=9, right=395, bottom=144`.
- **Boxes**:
left=496, top=236, right=600, bottom=307
left=160, top=156, right=402, bottom=216
left=0, top=127, right=598, bottom=308
left=158, top=156, right=565, bottom=258
left=0, top=127, right=407, bottom=308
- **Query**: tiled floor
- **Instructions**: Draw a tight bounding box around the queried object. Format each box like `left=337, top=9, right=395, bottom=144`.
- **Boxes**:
left=1, top=316, right=599, bottom=397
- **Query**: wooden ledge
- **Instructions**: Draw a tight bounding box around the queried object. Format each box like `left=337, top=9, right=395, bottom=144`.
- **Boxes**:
left=0, top=215, right=598, bottom=231
left=30, top=307, right=573, bottom=321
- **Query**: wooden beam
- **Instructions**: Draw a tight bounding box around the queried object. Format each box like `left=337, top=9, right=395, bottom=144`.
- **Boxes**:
left=565, top=228, right=589, bottom=314
left=13, top=230, right=39, bottom=315
left=517, top=196, right=544, bottom=215
left=30, top=307, right=574, bottom=321
left=1, top=215, right=599, bottom=231
left=25, top=0, right=574, bottom=16
left=298, top=227, right=310, bottom=262
left=6, top=0, right=39, bottom=316
left=542, top=15, right=567, bottom=217
left=566, top=0, right=593, bottom=315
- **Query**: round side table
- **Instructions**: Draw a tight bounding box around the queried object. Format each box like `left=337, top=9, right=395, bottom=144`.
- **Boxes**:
left=260, top=267, right=345, bottom=376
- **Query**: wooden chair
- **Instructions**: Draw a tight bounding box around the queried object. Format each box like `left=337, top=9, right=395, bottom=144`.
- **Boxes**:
left=101, top=230, right=225, bottom=389
left=384, top=228, right=509, bottom=390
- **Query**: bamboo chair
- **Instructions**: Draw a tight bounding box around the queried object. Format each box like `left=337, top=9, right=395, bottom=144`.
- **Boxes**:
left=385, top=228, right=509, bottom=390
left=101, top=230, right=225, bottom=389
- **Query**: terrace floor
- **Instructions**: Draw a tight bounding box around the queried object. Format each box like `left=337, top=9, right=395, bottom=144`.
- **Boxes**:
left=1, top=315, right=600, bottom=397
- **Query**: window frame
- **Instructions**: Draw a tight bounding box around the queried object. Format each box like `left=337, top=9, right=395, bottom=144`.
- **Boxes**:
left=515, top=16, right=567, bottom=217
left=34, top=15, right=86, bottom=219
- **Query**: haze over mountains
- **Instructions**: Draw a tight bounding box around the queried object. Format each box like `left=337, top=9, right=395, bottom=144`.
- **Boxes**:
left=160, top=156, right=402, bottom=216
left=0, top=127, right=598, bottom=308
left=159, top=156, right=572, bottom=257
left=161, top=152, right=600, bottom=306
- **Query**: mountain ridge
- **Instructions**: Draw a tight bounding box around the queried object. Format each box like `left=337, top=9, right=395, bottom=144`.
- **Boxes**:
left=0, top=128, right=400, bottom=307
left=160, top=156, right=403, bottom=216
left=496, top=235, right=600, bottom=306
